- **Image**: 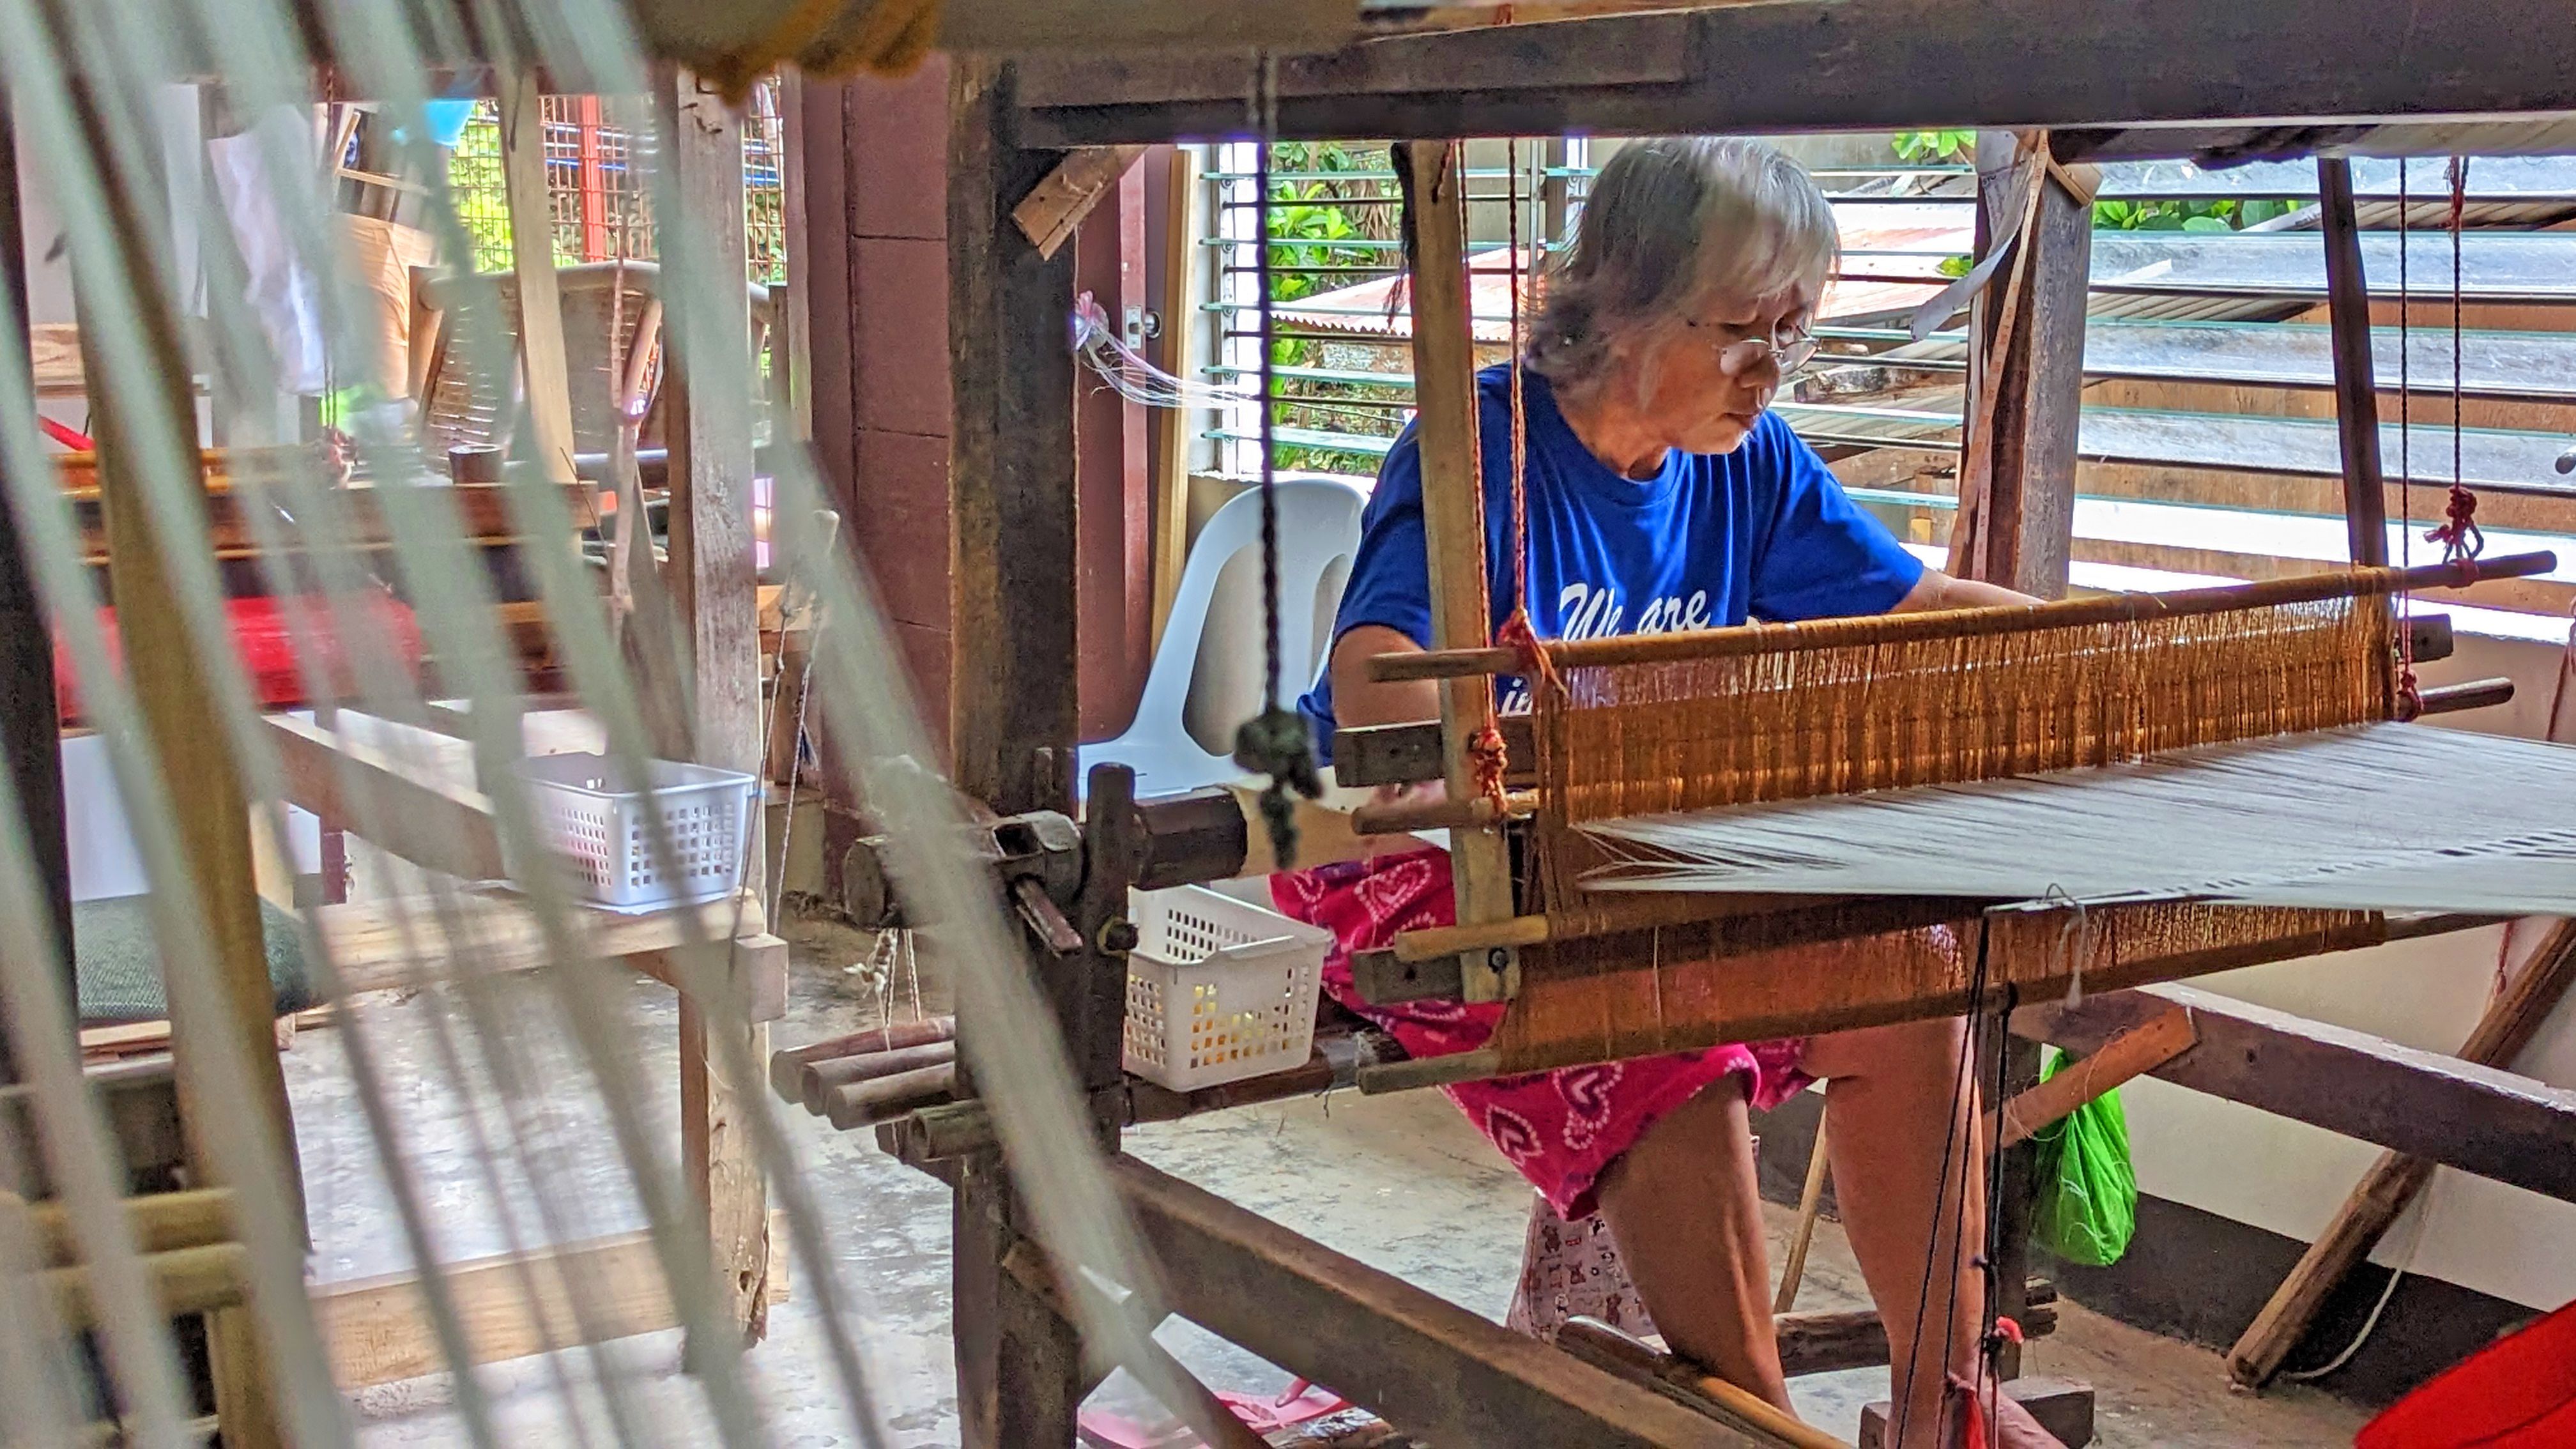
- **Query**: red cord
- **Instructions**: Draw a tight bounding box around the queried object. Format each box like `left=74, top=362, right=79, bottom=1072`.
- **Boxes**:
left=2425, top=486, right=2483, bottom=578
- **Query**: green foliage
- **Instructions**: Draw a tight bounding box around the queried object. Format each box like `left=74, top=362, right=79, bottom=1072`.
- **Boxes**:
left=2092, top=196, right=2301, bottom=232
left=1258, top=142, right=1409, bottom=476
left=1892, top=130, right=1975, bottom=164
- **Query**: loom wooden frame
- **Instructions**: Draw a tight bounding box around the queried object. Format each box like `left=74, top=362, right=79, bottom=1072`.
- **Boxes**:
left=923, top=12, right=2576, bottom=1443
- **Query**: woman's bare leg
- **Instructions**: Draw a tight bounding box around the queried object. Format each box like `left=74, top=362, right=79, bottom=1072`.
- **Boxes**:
left=1803, top=1018, right=2062, bottom=1449
left=1593, top=1076, right=1793, bottom=1413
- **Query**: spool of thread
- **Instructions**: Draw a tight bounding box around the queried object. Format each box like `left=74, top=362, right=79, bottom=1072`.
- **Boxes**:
left=801, top=1039, right=958, bottom=1114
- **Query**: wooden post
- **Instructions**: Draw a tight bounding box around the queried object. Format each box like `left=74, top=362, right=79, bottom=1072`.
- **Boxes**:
left=79, top=187, right=294, bottom=1449
left=0, top=92, right=70, bottom=1085
left=2318, top=156, right=2388, bottom=567
left=1961, top=130, right=2090, bottom=1388
left=2226, top=920, right=2576, bottom=1387
left=1149, top=144, right=1199, bottom=651
left=660, top=66, right=771, bottom=1346
left=1396, top=139, right=1515, bottom=1000
left=498, top=68, right=578, bottom=487
left=1959, top=132, right=2091, bottom=600
left=947, top=58, right=1085, bottom=1448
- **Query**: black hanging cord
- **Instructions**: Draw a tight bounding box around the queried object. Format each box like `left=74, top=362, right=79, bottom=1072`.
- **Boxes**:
left=1977, top=982, right=2022, bottom=1436
left=1897, top=918, right=1995, bottom=1445
left=1229, top=52, right=1322, bottom=866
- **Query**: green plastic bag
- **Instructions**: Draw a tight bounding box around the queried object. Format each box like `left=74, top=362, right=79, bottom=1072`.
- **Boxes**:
left=2028, top=1047, right=2138, bottom=1267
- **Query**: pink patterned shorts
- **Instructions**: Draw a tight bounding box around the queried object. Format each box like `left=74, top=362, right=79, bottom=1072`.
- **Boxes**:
left=1272, top=845, right=1811, bottom=1220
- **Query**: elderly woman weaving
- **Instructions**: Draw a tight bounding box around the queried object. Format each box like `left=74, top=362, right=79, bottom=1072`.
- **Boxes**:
left=1276, top=137, right=2059, bottom=1448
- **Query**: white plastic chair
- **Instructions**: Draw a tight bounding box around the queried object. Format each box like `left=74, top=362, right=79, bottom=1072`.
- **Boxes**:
left=1081, top=477, right=1366, bottom=801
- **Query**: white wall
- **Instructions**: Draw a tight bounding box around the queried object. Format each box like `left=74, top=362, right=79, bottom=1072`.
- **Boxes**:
left=2122, top=627, right=2576, bottom=1310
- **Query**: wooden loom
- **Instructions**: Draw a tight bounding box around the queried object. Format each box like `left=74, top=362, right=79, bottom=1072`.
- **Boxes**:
left=1349, top=550, right=2553, bottom=1084
left=880, top=9, right=2576, bottom=1446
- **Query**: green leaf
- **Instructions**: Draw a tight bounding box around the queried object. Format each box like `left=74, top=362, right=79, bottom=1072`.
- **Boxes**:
left=2180, top=215, right=2233, bottom=233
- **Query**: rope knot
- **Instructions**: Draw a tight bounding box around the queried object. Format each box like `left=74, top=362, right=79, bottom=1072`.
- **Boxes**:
left=1467, top=723, right=1511, bottom=813
left=2425, top=485, right=2484, bottom=577
left=1494, top=607, right=1561, bottom=699
left=1233, top=706, right=1322, bottom=868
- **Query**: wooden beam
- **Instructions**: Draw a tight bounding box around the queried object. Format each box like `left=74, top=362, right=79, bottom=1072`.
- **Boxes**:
left=1108, top=1154, right=1782, bottom=1447
left=82, top=200, right=295, bottom=1449
left=1772, top=1284, right=2060, bottom=1378
left=1013, top=145, right=1147, bottom=261
left=316, top=889, right=767, bottom=991
left=263, top=714, right=505, bottom=883
left=946, top=59, right=1088, bottom=1449
left=2220, top=918, right=2576, bottom=1386
left=1993, top=1006, right=2196, bottom=1149
left=1013, top=0, right=2576, bottom=147
left=309, top=1213, right=790, bottom=1389
left=1149, top=146, right=1200, bottom=651
left=2318, top=157, right=2388, bottom=567
left=1397, top=140, right=1514, bottom=1000
left=950, top=61, right=1081, bottom=818
left=659, top=64, right=771, bottom=1349
left=2016, top=974, right=2576, bottom=1204
left=1554, top=1318, right=1843, bottom=1447
left=497, top=68, right=578, bottom=487
left=1956, top=133, right=2090, bottom=600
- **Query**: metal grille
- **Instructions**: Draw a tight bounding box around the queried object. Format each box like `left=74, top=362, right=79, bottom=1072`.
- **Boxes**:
left=445, top=80, right=779, bottom=281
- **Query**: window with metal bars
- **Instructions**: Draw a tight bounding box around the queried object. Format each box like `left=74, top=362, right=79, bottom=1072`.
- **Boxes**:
left=1178, top=139, right=2576, bottom=645
left=441, top=80, right=787, bottom=283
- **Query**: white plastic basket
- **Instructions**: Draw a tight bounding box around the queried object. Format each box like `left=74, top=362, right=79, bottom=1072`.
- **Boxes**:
left=1122, top=885, right=1328, bottom=1091
left=509, top=753, right=760, bottom=912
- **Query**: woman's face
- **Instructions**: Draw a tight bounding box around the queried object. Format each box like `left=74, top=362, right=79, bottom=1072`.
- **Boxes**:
left=1627, top=282, right=1818, bottom=456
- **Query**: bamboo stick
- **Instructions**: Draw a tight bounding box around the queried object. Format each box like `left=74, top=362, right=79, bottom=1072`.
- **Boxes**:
left=1373, top=552, right=2556, bottom=682
left=1351, top=788, right=1535, bottom=836
left=821, top=1063, right=959, bottom=1132
left=47, top=1243, right=252, bottom=1326
left=27, top=1188, right=234, bottom=1268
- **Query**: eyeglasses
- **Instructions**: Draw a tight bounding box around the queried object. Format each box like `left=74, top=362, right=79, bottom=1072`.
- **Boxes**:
left=1683, top=317, right=1819, bottom=378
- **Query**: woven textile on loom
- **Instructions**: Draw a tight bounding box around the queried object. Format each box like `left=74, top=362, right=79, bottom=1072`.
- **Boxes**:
left=1479, top=582, right=2403, bottom=1073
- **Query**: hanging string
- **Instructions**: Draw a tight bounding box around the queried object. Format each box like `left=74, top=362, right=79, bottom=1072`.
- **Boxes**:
left=1469, top=139, right=1552, bottom=813
left=2423, top=156, right=2484, bottom=576
left=1898, top=919, right=1995, bottom=1448
left=1229, top=54, right=1323, bottom=867
left=2396, top=162, right=2419, bottom=719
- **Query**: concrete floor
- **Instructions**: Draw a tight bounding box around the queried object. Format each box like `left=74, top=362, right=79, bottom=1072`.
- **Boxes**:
left=286, top=912, right=2372, bottom=1446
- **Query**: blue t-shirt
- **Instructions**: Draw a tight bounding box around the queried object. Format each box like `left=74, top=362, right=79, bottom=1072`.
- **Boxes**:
left=1299, top=365, right=1924, bottom=762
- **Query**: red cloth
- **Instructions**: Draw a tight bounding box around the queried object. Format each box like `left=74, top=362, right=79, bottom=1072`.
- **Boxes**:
left=57, top=591, right=426, bottom=723
left=1271, top=846, right=1810, bottom=1219
left=2359, top=1300, right=2576, bottom=1449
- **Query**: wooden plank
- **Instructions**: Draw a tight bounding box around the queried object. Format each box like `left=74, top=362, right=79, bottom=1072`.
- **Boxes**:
left=1108, top=1154, right=1777, bottom=1447
left=496, top=68, right=578, bottom=487
left=1013, top=0, right=2576, bottom=146
left=2317, top=157, right=2388, bottom=567
left=1552, top=1319, right=1843, bottom=1447
left=660, top=64, right=770, bottom=1350
left=2220, top=917, right=2576, bottom=1386
left=1013, top=145, right=1147, bottom=261
left=1772, top=1285, right=2059, bottom=1378
left=315, top=889, right=765, bottom=990
left=1396, top=140, right=1514, bottom=999
left=310, top=1213, right=791, bottom=1389
left=1149, top=146, right=1199, bottom=652
left=2016, top=976, right=2576, bottom=1204
left=1993, top=1006, right=2196, bottom=1149
left=264, top=714, right=505, bottom=882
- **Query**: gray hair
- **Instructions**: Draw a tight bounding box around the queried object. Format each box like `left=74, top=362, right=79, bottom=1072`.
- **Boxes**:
left=1526, top=137, right=1838, bottom=403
